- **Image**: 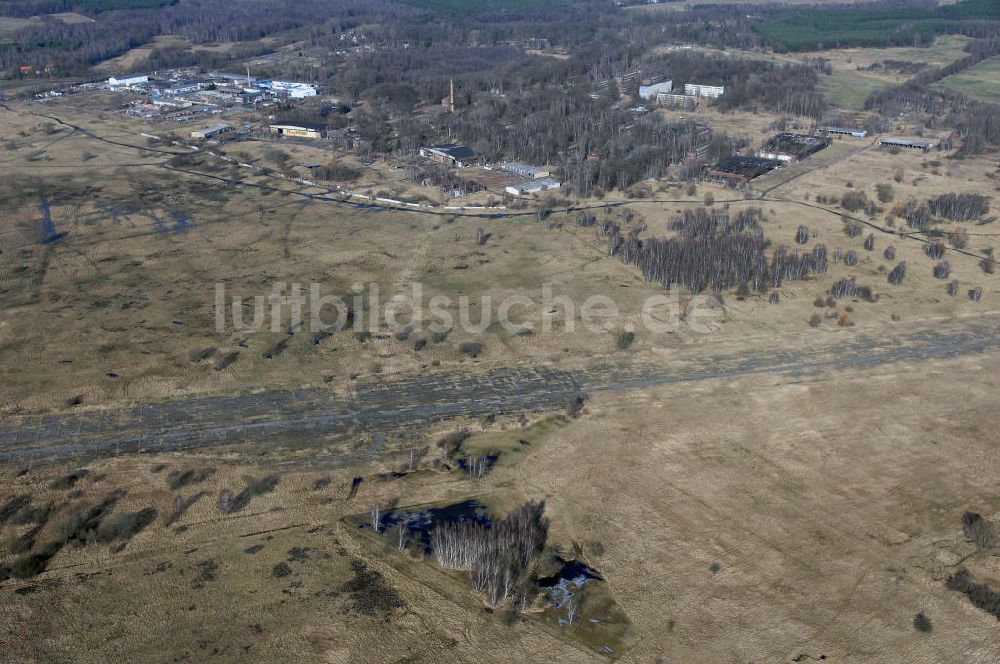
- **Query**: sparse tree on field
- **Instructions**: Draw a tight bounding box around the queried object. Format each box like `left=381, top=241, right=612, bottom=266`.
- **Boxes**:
left=843, top=220, right=864, bottom=237
left=888, top=262, right=907, bottom=285
left=974, top=523, right=991, bottom=553
left=949, top=229, right=969, bottom=249
left=876, top=183, right=894, bottom=204
left=924, top=241, right=946, bottom=260
left=913, top=612, right=932, bottom=633
left=795, top=225, right=809, bottom=245
left=217, top=489, right=233, bottom=514
left=830, top=277, right=876, bottom=302
left=371, top=504, right=382, bottom=532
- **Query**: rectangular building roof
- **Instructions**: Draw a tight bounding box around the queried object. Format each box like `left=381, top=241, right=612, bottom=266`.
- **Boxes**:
left=270, top=121, right=326, bottom=131
left=879, top=136, right=934, bottom=149
left=758, top=133, right=831, bottom=159
left=429, top=144, right=477, bottom=159
left=501, top=162, right=548, bottom=176
left=817, top=126, right=868, bottom=137
left=708, top=155, right=780, bottom=180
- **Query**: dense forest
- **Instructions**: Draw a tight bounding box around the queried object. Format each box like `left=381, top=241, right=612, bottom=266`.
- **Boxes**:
left=1, top=0, right=995, bottom=77
left=0, top=0, right=175, bottom=15
left=754, top=0, right=1000, bottom=51
left=1, top=0, right=997, bottom=194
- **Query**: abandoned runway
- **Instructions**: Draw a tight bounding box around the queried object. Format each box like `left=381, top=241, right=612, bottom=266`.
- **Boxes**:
left=2, top=314, right=999, bottom=466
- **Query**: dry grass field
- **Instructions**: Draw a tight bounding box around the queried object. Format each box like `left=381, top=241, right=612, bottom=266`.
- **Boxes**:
left=630, top=0, right=964, bottom=11
left=1, top=98, right=994, bottom=414
left=3, top=336, right=1000, bottom=662
left=2, top=65, right=1000, bottom=663
left=934, top=55, right=1000, bottom=103
left=93, top=34, right=192, bottom=74
left=93, top=35, right=283, bottom=74
left=0, top=12, right=93, bottom=43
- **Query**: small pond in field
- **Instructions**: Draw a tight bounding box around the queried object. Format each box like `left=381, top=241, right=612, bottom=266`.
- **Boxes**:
left=358, top=499, right=493, bottom=554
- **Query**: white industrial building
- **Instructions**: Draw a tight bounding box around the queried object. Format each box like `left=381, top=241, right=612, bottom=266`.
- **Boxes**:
left=505, top=178, right=561, bottom=196
left=108, top=75, right=150, bottom=89
left=657, top=93, right=697, bottom=110
left=684, top=83, right=724, bottom=99
left=500, top=162, right=550, bottom=179
left=256, top=80, right=317, bottom=99
left=817, top=126, right=868, bottom=138
left=639, top=81, right=673, bottom=100
left=161, top=83, right=205, bottom=96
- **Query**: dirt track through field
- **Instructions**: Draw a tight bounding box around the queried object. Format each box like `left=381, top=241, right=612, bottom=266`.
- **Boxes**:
left=3, top=103, right=997, bottom=270
left=2, top=313, right=999, bottom=466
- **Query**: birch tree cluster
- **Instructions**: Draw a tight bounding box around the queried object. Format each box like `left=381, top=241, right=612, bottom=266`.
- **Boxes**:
left=601, top=207, right=828, bottom=294
left=431, top=500, right=548, bottom=608
left=926, top=193, right=990, bottom=221
left=830, top=278, right=877, bottom=302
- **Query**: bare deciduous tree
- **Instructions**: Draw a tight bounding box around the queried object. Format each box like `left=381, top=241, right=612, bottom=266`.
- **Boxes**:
left=466, top=455, right=490, bottom=479
left=565, top=599, right=579, bottom=625
left=924, top=241, right=946, bottom=260
left=396, top=520, right=408, bottom=551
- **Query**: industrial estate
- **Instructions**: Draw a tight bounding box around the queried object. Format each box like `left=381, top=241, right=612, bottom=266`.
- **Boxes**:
left=0, top=0, right=998, bottom=662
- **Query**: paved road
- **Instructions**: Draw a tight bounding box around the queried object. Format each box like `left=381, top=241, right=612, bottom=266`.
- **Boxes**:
left=2, top=315, right=999, bottom=466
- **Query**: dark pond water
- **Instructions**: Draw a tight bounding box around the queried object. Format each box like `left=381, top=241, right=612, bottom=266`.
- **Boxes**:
left=538, top=557, right=603, bottom=610
left=360, top=499, right=493, bottom=553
